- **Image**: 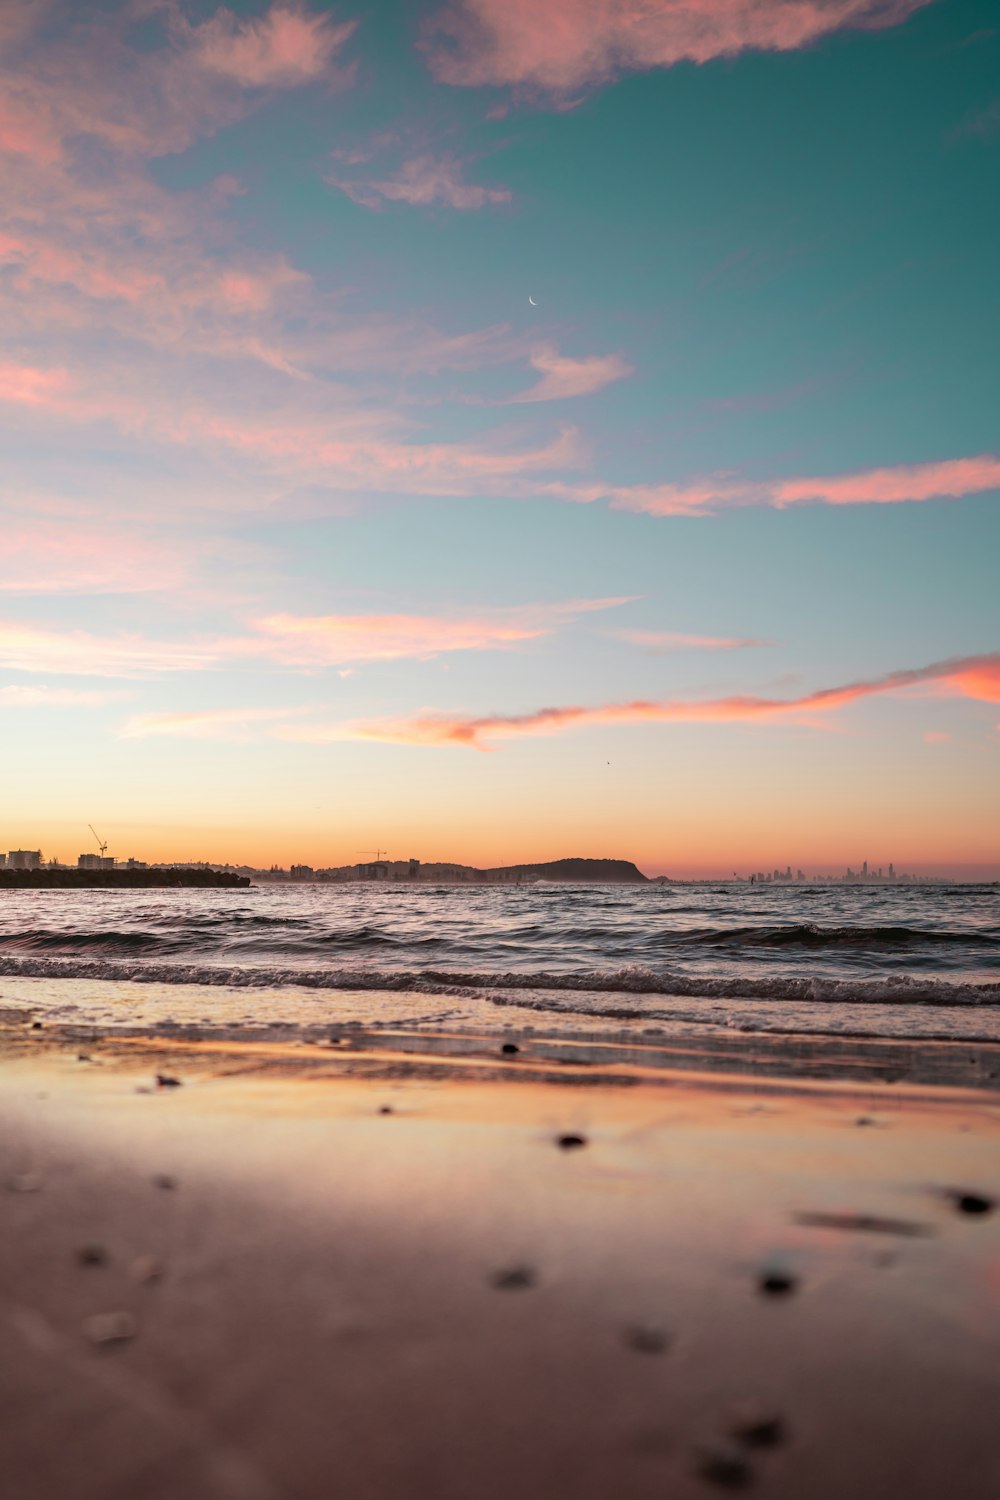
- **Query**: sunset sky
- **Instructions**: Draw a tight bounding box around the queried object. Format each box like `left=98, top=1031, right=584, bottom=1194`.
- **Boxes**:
left=2, top=0, right=998, bottom=875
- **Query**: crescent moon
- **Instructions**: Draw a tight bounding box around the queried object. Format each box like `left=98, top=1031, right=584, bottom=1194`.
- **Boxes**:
left=528, top=296, right=538, bottom=306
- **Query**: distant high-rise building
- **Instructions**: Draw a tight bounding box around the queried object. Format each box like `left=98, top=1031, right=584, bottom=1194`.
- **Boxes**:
left=78, top=853, right=115, bottom=870
left=8, top=850, right=41, bottom=870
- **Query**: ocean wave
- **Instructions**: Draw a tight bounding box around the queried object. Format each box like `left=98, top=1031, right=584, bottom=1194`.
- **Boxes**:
left=664, top=923, right=993, bottom=950
left=0, top=929, right=168, bottom=954
left=0, top=955, right=996, bottom=1008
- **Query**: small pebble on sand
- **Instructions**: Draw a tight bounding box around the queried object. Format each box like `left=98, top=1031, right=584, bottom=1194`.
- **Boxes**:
left=83, top=1311, right=136, bottom=1347
left=950, top=1190, right=995, bottom=1216
left=490, top=1265, right=536, bottom=1290
left=155, top=1074, right=182, bottom=1088
left=557, top=1133, right=587, bottom=1150
left=623, top=1324, right=670, bottom=1355
left=378, top=1105, right=394, bottom=1115
left=727, top=1402, right=787, bottom=1449
left=757, top=1266, right=798, bottom=1296
left=153, top=1173, right=177, bottom=1190
left=696, top=1443, right=755, bottom=1489
left=76, top=1244, right=109, bottom=1267
left=500, top=1042, right=520, bottom=1056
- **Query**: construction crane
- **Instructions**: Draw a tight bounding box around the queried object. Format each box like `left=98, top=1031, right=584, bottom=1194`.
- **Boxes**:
left=88, top=825, right=108, bottom=859
left=356, top=849, right=388, bottom=861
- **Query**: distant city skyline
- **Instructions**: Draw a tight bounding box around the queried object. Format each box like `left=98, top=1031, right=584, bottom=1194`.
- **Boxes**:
left=1, top=1, right=997, bottom=872
left=0, top=841, right=994, bottom=884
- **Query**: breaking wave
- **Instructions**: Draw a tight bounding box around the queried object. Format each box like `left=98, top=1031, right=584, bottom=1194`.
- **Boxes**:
left=0, top=954, right=996, bottom=1010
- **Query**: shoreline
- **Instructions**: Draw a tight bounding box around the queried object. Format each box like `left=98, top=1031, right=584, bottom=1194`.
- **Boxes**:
left=2, top=1017, right=999, bottom=1498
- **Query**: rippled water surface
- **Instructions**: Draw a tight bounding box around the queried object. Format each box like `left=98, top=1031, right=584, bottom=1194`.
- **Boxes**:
left=0, top=880, right=996, bottom=1023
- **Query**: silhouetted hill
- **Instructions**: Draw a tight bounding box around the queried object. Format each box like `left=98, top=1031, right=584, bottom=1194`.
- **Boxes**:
left=480, top=858, right=648, bottom=883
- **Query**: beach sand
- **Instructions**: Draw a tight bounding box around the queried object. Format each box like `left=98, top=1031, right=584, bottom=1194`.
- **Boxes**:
left=1, top=1012, right=999, bottom=1499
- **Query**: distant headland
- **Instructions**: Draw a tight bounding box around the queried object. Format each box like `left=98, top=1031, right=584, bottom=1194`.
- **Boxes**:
left=0, top=845, right=969, bottom=887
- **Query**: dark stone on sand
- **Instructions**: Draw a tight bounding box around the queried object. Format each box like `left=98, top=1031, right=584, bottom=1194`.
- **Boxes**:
left=623, top=1324, right=670, bottom=1354
left=76, top=1244, right=109, bottom=1268
left=490, top=1266, right=536, bottom=1291
left=757, top=1267, right=797, bottom=1297
left=794, top=1211, right=932, bottom=1238
left=30, top=1021, right=42, bottom=1030
left=696, top=1444, right=755, bottom=1489
left=728, top=1404, right=787, bottom=1449
left=153, top=1174, right=177, bottom=1190
left=557, top=1133, right=587, bottom=1150
left=500, top=1042, right=520, bottom=1056
left=951, top=1191, right=994, bottom=1216
left=155, top=1074, right=182, bottom=1088
left=378, top=1106, right=394, bottom=1115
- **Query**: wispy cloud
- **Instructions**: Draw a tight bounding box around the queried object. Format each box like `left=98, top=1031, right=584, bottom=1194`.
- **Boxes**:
left=183, top=5, right=357, bottom=88
left=0, top=598, right=629, bottom=677
left=120, top=706, right=310, bottom=741
left=614, top=630, right=771, bottom=652
left=0, top=524, right=189, bottom=596
left=329, top=154, right=512, bottom=211
left=0, top=361, right=71, bottom=407
left=954, top=99, right=1000, bottom=140
left=252, top=596, right=630, bottom=664
left=506, top=346, right=632, bottom=403
left=286, top=652, right=1000, bottom=749
left=423, top=0, right=932, bottom=94
left=0, top=623, right=223, bottom=678
left=544, top=454, right=1000, bottom=517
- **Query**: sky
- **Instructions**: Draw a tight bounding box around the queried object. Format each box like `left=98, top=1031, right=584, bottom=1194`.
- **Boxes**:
left=1, top=0, right=998, bottom=876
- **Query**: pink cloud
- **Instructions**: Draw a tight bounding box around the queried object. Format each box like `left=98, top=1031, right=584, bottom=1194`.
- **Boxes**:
left=331, top=155, right=512, bottom=211
left=614, top=630, right=770, bottom=651
left=423, top=0, right=932, bottom=93
left=295, top=651, right=1000, bottom=749
left=772, top=455, right=1000, bottom=507
left=0, top=597, right=627, bottom=679
left=0, top=361, right=70, bottom=407
left=0, top=524, right=188, bottom=596
left=0, top=96, right=62, bottom=164
left=0, top=623, right=223, bottom=678
left=552, top=453, right=1000, bottom=517
left=252, top=596, right=631, bottom=664
left=120, top=706, right=310, bottom=741
left=187, top=5, right=357, bottom=88
left=255, top=612, right=541, bottom=663
left=507, top=346, right=632, bottom=403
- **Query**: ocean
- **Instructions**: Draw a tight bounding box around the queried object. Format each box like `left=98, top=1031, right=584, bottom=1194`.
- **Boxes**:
left=0, top=880, right=997, bottom=1045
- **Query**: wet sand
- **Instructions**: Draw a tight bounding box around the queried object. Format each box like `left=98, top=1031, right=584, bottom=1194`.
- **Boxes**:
left=1, top=1014, right=999, bottom=1499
